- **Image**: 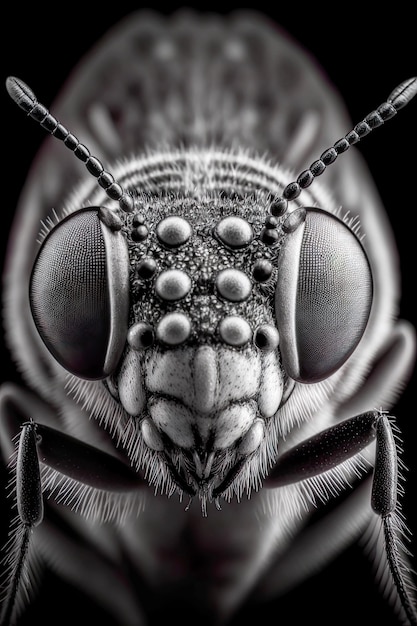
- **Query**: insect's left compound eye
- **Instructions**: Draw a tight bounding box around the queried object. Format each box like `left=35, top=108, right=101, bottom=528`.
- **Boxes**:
left=30, top=208, right=129, bottom=379
left=275, top=208, right=373, bottom=383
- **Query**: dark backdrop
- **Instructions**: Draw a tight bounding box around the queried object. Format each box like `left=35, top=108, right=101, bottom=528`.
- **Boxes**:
left=1, top=4, right=416, bottom=625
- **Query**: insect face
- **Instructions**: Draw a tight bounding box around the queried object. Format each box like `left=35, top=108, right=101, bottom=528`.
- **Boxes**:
left=27, top=146, right=373, bottom=505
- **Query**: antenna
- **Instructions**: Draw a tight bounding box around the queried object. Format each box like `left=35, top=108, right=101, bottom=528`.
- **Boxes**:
left=266, top=77, right=417, bottom=223
left=6, top=76, right=134, bottom=214
left=6, top=75, right=416, bottom=226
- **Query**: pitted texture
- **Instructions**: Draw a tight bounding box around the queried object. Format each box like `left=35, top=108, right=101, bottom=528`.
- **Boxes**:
left=123, top=194, right=281, bottom=348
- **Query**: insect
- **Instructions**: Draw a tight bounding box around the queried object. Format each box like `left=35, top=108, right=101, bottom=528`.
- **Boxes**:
left=1, top=8, right=416, bottom=626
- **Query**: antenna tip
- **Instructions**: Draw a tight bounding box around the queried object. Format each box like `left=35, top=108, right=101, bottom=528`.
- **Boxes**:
left=388, top=77, right=417, bottom=111
left=6, top=76, right=37, bottom=112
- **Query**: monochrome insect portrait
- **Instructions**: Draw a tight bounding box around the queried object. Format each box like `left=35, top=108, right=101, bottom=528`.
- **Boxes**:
left=1, top=7, right=416, bottom=626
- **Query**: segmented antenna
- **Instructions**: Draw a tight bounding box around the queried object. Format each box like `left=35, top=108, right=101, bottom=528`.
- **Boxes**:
left=5, top=75, right=416, bottom=223
left=268, top=77, right=417, bottom=220
left=5, top=76, right=134, bottom=214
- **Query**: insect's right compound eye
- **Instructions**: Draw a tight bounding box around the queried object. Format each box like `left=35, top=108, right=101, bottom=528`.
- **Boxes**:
left=275, top=208, right=373, bottom=383
left=30, top=208, right=129, bottom=380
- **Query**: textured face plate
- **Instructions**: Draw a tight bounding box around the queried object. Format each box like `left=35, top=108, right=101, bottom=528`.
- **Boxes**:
left=125, top=195, right=279, bottom=346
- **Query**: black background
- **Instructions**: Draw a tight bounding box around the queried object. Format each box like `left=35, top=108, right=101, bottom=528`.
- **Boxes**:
left=1, top=4, right=416, bottom=625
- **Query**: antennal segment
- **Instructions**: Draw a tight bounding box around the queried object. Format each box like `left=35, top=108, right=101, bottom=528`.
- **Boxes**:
left=5, top=76, right=134, bottom=214
left=267, top=77, right=417, bottom=222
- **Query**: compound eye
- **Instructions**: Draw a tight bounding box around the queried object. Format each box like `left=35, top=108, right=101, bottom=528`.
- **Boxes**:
left=275, top=208, right=373, bottom=383
left=30, top=208, right=129, bottom=379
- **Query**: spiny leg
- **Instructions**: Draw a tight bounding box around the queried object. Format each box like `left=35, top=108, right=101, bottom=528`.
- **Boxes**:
left=372, top=414, right=417, bottom=626
left=0, top=422, right=43, bottom=626
left=265, top=409, right=417, bottom=625
left=0, top=390, right=146, bottom=625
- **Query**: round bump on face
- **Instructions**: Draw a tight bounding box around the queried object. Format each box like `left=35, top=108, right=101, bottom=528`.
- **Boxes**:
left=216, top=269, right=252, bottom=302
left=264, top=215, right=278, bottom=228
left=156, top=216, right=192, bottom=247
left=156, top=312, right=191, bottom=346
left=261, top=228, right=279, bottom=245
left=219, top=316, right=252, bottom=347
left=155, top=269, right=191, bottom=301
left=252, top=259, right=273, bottom=282
left=216, top=216, right=253, bottom=248
left=137, top=257, right=157, bottom=280
left=254, top=324, right=279, bottom=351
left=131, top=225, right=149, bottom=242
left=127, top=322, right=154, bottom=350
left=132, top=213, right=146, bottom=227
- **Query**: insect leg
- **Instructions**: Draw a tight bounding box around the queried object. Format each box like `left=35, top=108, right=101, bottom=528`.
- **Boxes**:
left=265, top=410, right=417, bottom=624
left=371, top=414, right=417, bottom=626
left=0, top=384, right=146, bottom=493
left=265, top=411, right=379, bottom=487
left=0, top=384, right=148, bottom=624
left=35, top=423, right=145, bottom=492
left=0, top=421, right=42, bottom=626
